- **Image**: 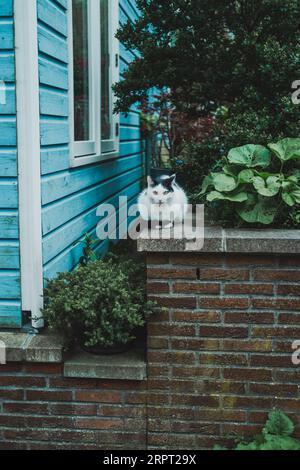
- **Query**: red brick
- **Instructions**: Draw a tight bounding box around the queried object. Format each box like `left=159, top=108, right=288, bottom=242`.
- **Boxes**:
left=277, top=284, right=300, bottom=296
left=172, top=310, right=221, bottom=323
left=252, top=326, right=300, bottom=338
left=223, top=339, right=272, bottom=352
left=74, top=390, right=122, bottom=403
left=0, top=389, right=24, bottom=400
left=150, top=296, right=196, bottom=309
left=226, top=254, right=275, bottom=266
left=199, top=297, right=250, bottom=309
left=173, top=282, right=220, bottom=294
left=147, top=267, right=197, bottom=279
left=249, top=383, right=298, bottom=397
left=274, top=370, right=300, bottom=382
left=148, top=323, right=195, bottom=336
left=147, top=406, right=195, bottom=420
left=171, top=394, right=219, bottom=407
left=224, top=311, right=274, bottom=324
left=200, top=268, right=249, bottom=281
left=24, top=363, right=63, bottom=375
left=0, top=415, right=26, bottom=427
left=172, top=366, right=221, bottom=379
left=223, top=396, right=273, bottom=409
left=278, top=313, right=300, bottom=325
left=250, top=354, right=292, bottom=368
left=3, top=402, right=48, bottom=414
left=147, top=336, right=169, bottom=349
left=171, top=338, right=220, bottom=351
left=49, top=403, right=97, bottom=416
left=223, top=368, right=272, bottom=381
left=195, top=409, right=247, bottom=422
left=0, top=376, right=46, bottom=387
left=100, top=405, right=146, bottom=418
left=147, top=254, right=169, bottom=264
left=26, top=390, right=72, bottom=402
left=170, top=253, right=224, bottom=266
left=222, top=423, right=261, bottom=436
left=224, top=283, right=273, bottom=295
left=75, top=418, right=123, bottom=430
left=4, top=429, right=97, bottom=444
left=200, top=325, right=248, bottom=338
left=199, top=353, right=248, bottom=366
left=147, top=282, right=169, bottom=293
left=148, top=350, right=196, bottom=365
left=254, top=269, right=300, bottom=281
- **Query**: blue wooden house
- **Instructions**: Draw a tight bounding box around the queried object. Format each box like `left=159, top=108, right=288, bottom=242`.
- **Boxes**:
left=0, top=0, right=145, bottom=329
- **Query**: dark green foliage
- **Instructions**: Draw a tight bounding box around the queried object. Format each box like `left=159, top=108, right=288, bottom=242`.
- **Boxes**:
left=199, top=138, right=300, bottom=227
left=115, top=0, right=300, bottom=116
left=215, top=411, right=300, bottom=450
left=115, top=0, right=300, bottom=186
left=42, top=251, right=158, bottom=350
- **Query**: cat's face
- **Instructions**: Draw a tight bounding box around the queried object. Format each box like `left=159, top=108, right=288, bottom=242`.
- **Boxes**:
left=147, top=174, right=176, bottom=205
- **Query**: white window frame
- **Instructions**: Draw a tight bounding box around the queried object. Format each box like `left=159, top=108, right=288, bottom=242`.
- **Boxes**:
left=68, top=0, right=120, bottom=167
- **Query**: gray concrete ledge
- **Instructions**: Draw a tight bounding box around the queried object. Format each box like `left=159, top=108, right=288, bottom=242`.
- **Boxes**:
left=137, top=226, right=300, bottom=254
left=0, top=331, right=64, bottom=363
left=64, top=349, right=147, bottom=381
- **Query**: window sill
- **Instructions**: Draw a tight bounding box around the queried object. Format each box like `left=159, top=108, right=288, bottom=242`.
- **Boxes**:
left=0, top=331, right=147, bottom=381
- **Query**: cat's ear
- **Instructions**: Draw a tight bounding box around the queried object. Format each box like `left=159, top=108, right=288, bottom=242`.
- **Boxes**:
left=147, top=176, right=154, bottom=187
left=168, top=174, right=176, bottom=185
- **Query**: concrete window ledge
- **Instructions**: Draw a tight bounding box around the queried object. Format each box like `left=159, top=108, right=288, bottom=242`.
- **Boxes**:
left=0, top=331, right=147, bottom=381
left=138, top=226, right=300, bottom=253
left=0, top=331, right=64, bottom=363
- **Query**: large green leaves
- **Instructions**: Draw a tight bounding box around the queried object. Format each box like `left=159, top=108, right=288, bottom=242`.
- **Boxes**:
left=207, top=191, right=248, bottom=202
left=227, top=144, right=271, bottom=168
left=237, top=197, right=277, bottom=224
left=268, top=138, right=300, bottom=162
left=210, top=173, right=237, bottom=192
left=253, top=175, right=281, bottom=197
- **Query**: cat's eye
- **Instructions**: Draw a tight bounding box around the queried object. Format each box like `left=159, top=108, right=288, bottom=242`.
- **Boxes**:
left=153, top=191, right=158, bottom=195
left=163, top=191, right=169, bottom=195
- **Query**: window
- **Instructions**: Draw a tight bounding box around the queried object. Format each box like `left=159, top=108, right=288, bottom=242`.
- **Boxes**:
left=69, top=0, right=119, bottom=167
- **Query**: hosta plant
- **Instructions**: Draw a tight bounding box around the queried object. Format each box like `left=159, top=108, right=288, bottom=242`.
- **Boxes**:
left=199, top=138, right=300, bottom=227
left=215, top=410, right=300, bottom=451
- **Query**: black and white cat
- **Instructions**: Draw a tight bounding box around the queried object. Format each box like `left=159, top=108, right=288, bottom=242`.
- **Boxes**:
left=138, top=174, right=188, bottom=229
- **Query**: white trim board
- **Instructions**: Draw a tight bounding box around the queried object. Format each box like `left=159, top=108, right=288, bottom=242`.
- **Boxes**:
left=14, top=0, right=44, bottom=329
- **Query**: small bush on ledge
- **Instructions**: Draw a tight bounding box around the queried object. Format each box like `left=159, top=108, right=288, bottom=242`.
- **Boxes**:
left=42, top=252, right=157, bottom=352
left=215, top=411, right=300, bottom=451
left=198, top=138, right=300, bottom=228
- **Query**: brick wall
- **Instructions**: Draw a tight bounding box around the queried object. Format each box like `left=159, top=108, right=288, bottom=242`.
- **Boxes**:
left=146, top=252, right=300, bottom=449
left=0, top=363, right=147, bottom=450
left=0, top=251, right=300, bottom=450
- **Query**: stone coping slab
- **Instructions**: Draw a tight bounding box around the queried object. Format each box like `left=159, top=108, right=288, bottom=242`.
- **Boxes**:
left=64, top=349, right=147, bottom=381
left=0, top=331, right=147, bottom=381
left=0, top=331, right=64, bottom=363
left=137, top=226, right=300, bottom=254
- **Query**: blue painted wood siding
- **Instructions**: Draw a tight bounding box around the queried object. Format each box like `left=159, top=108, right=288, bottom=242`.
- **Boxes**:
left=0, top=0, right=22, bottom=327
left=38, top=0, right=145, bottom=280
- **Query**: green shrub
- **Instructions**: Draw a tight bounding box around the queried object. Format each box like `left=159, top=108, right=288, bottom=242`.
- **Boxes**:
left=198, top=138, right=300, bottom=227
left=215, top=411, right=300, bottom=451
left=42, top=252, right=157, bottom=350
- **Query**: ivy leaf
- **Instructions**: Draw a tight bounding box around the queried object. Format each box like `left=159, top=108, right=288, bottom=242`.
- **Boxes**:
left=227, top=144, right=271, bottom=168
left=211, top=173, right=237, bottom=192
left=264, top=410, right=294, bottom=437
left=268, top=138, right=300, bottom=162
left=207, top=190, right=248, bottom=202
left=253, top=175, right=281, bottom=197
